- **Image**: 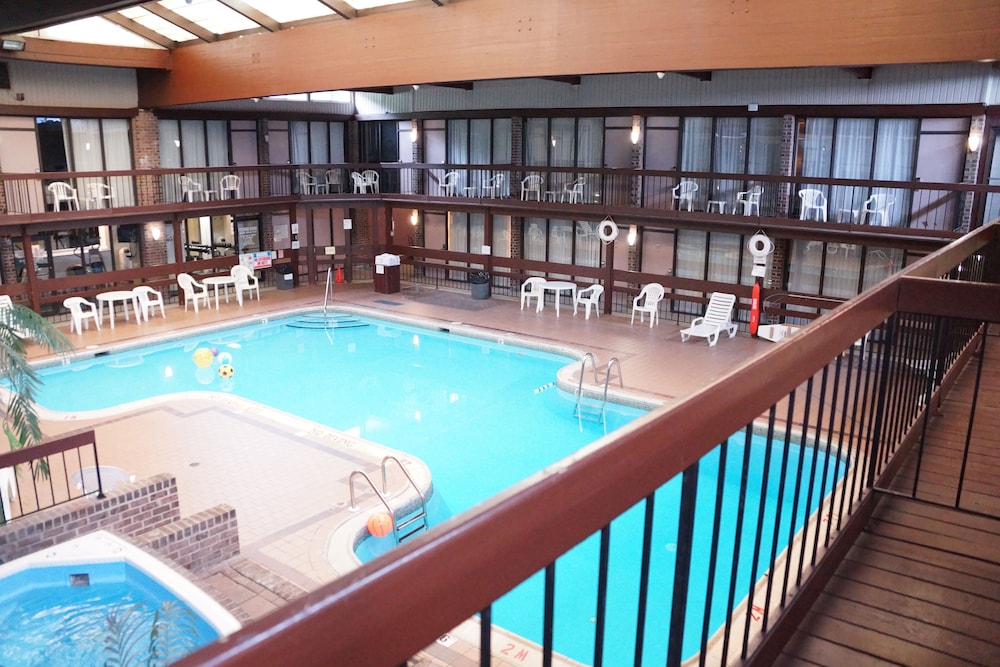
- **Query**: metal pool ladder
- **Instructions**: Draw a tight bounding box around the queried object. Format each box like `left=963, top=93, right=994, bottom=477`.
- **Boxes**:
left=287, top=268, right=369, bottom=330
left=573, top=353, right=623, bottom=426
left=349, top=455, right=429, bottom=545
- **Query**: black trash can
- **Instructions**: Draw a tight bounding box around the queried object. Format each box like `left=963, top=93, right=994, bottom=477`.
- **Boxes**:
left=469, top=271, right=490, bottom=300
left=276, top=263, right=295, bottom=290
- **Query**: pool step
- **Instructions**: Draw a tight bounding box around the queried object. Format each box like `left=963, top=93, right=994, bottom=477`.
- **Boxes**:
left=286, top=314, right=368, bottom=330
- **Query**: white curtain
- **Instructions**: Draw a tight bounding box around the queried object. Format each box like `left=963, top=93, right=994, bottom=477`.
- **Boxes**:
left=309, top=121, right=330, bottom=163
left=829, top=119, right=874, bottom=219
left=524, top=218, right=546, bottom=264
left=681, top=117, right=712, bottom=207
left=290, top=121, right=309, bottom=164
left=102, top=119, right=134, bottom=206
left=548, top=219, right=573, bottom=267
left=706, top=232, right=741, bottom=284
left=871, top=119, right=917, bottom=226
left=524, top=119, right=548, bottom=167
left=675, top=230, right=707, bottom=314
left=712, top=118, right=747, bottom=203
left=574, top=221, right=600, bottom=267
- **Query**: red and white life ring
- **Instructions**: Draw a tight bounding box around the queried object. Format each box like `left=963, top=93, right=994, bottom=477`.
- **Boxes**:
left=597, top=219, right=619, bottom=243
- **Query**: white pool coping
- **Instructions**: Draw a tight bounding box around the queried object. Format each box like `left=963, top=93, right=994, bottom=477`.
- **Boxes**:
left=0, top=530, right=241, bottom=637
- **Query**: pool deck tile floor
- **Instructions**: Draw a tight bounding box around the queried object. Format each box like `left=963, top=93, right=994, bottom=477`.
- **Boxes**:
left=27, top=281, right=777, bottom=666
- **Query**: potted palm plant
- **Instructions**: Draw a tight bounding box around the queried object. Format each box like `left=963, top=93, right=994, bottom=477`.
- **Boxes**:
left=1, top=299, right=73, bottom=481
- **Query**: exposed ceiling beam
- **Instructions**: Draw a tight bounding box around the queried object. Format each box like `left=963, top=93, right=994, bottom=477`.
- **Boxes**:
left=0, top=1, right=149, bottom=34
left=217, top=0, right=282, bottom=32
left=314, top=0, right=358, bottom=20
left=142, top=4, right=218, bottom=43
left=102, top=13, right=176, bottom=49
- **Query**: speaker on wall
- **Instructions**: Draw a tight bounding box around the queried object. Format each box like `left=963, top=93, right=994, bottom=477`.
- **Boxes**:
left=0, top=63, right=10, bottom=90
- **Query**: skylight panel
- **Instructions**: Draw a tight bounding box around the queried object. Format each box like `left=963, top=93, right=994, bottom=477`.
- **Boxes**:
left=120, top=6, right=197, bottom=43
left=344, top=0, right=414, bottom=9
left=24, top=16, right=166, bottom=49
left=243, top=0, right=335, bottom=24
left=158, top=0, right=259, bottom=36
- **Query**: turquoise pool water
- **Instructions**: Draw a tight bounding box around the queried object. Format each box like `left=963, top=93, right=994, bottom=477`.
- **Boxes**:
left=0, top=562, right=219, bottom=666
left=30, top=312, right=840, bottom=665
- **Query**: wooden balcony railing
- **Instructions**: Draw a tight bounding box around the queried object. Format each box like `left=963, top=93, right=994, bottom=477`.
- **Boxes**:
left=2, top=164, right=998, bottom=233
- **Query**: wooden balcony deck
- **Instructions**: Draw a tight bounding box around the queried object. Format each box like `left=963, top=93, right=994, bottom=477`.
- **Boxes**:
left=778, top=332, right=1000, bottom=665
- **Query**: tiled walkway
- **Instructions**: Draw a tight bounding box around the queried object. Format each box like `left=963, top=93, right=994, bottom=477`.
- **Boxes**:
left=29, top=281, right=778, bottom=665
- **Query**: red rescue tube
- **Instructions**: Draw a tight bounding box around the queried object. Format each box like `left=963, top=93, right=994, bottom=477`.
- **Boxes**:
left=749, top=281, right=761, bottom=336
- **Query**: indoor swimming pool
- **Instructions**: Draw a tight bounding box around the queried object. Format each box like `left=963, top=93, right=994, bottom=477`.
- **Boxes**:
left=28, top=310, right=841, bottom=665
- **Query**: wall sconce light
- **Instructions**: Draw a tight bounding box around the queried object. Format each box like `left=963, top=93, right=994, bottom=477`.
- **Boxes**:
left=630, top=117, right=641, bottom=145
left=151, top=225, right=162, bottom=241
left=968, top=128, right=983, bottom=152
left=627, top=225, right=638, bottom=246
left=655, top=71, right=665, bottom=80
left=412, top=84, right=420, bottom=91
left=410, top=120, right=418, bottom=143
left=550, top=136, right=556, bottom=147
left=410, top=210, right=419, bottom=226
left=1, top=39, right=25, bottom=52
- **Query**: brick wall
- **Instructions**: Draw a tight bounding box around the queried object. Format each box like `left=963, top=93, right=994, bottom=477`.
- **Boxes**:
left=132, top=109, right=162, bottom=206
left=0, top=473, right=180, bottom=563
left=133, top=504, right=239, bottom=573
left=958, top=114, right=985, bottom=233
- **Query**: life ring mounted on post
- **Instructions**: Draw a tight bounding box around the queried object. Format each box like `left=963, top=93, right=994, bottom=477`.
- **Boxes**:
left=597, top=217, right=619, bottom=244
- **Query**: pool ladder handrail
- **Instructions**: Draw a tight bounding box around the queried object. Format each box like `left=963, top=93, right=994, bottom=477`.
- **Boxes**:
left=573, top=354, right=623, bottom=425
left=323, top=267, right=332, bottom=316
left=348, top=456, right=429, bottom=544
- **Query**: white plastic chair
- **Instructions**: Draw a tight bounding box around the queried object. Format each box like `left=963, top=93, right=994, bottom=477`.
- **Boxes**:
left=230, top=264, right=260, bottom=305
left=562, top=177, right=585, bottom=203
left=63, top=296, right=101, bottom=334
left=672, top=181, right=698, bottom=211
left=362, top=170, right=380, bottom=193
left=177, top=272, right=209, bottom=313
left=219, top=174, right=241, bottom=199
left=132, top=286, right=165, bottom=321
left=481, top=173, right=505, bottom=198
left=630, top=283, right=665, bottom=327
left=48, top=182, right=80, bottom=210
left=680, top=292, right=739, bottom=346
left=573, top=284, right=604, bottom=320
left=85, top=182, right=114, bottom=209
left=178, top=175, right=208, bottom=202
left=440, top=171, right=460, bottom=196
left=862, top=193, right=895, bottom=226
left=736, top=185, right=763, bottom=216
left=324, top=169, right=343, bottom=193
left=798, top=188, right=828, bottom=221
left=351, top=171, right=370, bottom=194
left=297, top=170, right=325, bottom=194
left=0, top=295, right=28, bottom=338
left=520, top=175, right=543, bottom=201
left=520, top=276, right=547, bottom=311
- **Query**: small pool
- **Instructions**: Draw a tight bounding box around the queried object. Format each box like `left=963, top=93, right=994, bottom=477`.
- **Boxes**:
left=0, top=531, right=240, bottom=667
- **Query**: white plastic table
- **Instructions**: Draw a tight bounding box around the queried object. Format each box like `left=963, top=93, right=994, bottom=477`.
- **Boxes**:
left=538, top=280, right=577, bottom=317
left=96, top=290, right=138, bottom=329
left=71, top=465, right=131, bottom=494
left=202, top=275, right=238, bottom=310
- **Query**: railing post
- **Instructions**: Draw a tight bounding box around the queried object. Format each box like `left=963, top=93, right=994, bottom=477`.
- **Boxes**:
left=666, top=462, right=699, bottom=666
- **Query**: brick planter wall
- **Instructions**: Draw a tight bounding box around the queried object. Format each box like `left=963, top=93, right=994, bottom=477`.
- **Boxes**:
left=133, top=504, right=239, bottom=573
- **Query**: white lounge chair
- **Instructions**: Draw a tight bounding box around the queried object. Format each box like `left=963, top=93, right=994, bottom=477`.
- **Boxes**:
left=573, top=284, right=604, bottom=320
left=630, top=283, right=665, bottom=327
left=520, top=276, right=547, bottom=311
left=63, top=296, right=101, bottom=334
left=177, top=272, right=209, bottom=313
left=680, top=292, right=739, bottom=346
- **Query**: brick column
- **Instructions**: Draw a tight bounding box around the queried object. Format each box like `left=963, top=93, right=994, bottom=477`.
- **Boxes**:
left=777, top=115, right=796, bottom=218
left=510, top=117, right=525, bottom=260
left=411, top=120, right=423, bottom=195
left=131, top=109, right=162, bottom=206
left=958, top=114, right=986, bottom=233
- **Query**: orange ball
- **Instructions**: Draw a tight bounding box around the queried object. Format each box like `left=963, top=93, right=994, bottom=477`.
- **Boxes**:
left=366, top=512, right=393, bottom=538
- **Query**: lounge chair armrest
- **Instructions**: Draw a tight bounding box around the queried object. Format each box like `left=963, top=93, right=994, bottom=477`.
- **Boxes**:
left=690, top=316, right=705, bottom=327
